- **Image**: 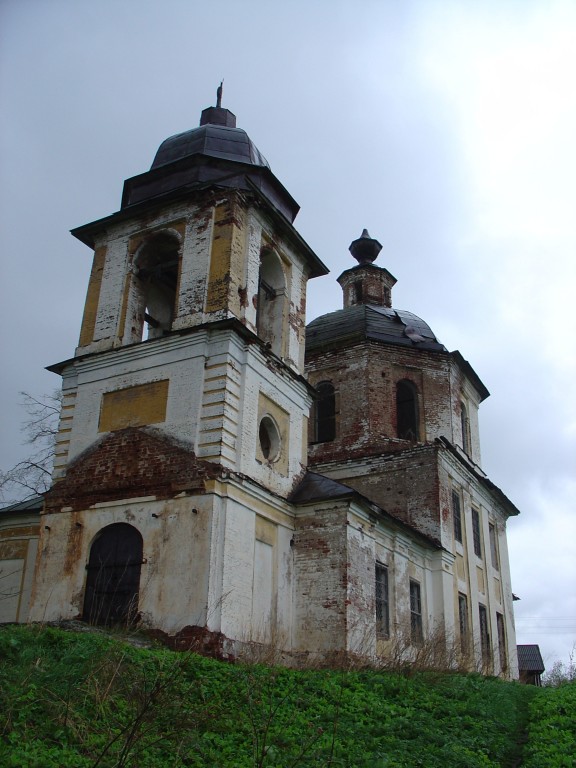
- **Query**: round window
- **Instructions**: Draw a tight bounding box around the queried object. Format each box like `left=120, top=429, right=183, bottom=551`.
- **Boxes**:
left=259, top=415, right=281, bottom=462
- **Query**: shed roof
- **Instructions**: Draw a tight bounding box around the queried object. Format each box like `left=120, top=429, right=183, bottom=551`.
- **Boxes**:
left=0, top=495, right=43, bottom=515
left=517, top=644, right=545, bottom=673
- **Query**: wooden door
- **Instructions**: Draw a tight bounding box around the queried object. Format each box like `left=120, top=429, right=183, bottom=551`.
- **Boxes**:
left=83, top=523, right=143, bottom=627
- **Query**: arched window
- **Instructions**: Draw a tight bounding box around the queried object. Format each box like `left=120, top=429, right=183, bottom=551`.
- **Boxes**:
left=315, top=381, right=336, bottom=442
left=83, top=523, right=143, bottom=627
left=135, top=232, right=181, bottom=340
left=256, top=249, right=286, bottom=357
left=461, top=401, right=471, bottom=455
left=396, top=379, right=419, bottom=441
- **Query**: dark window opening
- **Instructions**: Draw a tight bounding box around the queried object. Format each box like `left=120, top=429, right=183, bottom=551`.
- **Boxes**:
left=497, top=613, right=507, bottom=672
left=489, top=523, right=499, bottom=570
left=136, top=233, right=180, bottom=341
left=410, top=579, right=423, bottom=644
left=472, top=508, right=482, bottom=558
left=375, top=563, right=390, bottom=638
left=458, top=593, right=469, bottom=654
left=479, top=604, right=491, bottom=662
left=452, top=489, right=463, bottom=543
left=315, top=381, right=336, bottom=443
left=396, top=380, right=419, bottom=441
left=83, top=523, right=143, bottom=627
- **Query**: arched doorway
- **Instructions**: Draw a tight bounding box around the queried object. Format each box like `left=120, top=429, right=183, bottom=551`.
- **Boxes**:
left=83, top=523, right=143, bottom=627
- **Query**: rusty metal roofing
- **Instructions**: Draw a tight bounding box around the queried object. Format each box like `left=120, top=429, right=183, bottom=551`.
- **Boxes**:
left=151, top=124, right=270, bottom=170
left=517, top=644, right=545, bottom=673
left=306, top=304, right=446, bottom=354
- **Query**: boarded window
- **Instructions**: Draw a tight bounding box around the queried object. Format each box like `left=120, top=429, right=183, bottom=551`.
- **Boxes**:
left=410, top=579, right=423, bottom=644
left=375, top=563, right=390, bottom=639
left=396, top=380, right=419, bottom=441
left=315, top=381, right=336, bottom=442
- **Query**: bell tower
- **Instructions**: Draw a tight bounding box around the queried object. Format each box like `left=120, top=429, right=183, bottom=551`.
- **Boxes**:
left=50, top=92, right=327, bottom=495
left=30, top=93, right=327, bottom=640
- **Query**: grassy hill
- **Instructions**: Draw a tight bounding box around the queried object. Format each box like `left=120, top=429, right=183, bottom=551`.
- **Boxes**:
left=1, top=625, right=574, bottom=767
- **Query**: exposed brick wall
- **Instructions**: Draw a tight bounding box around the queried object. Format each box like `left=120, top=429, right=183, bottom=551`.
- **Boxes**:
left=44, top=427, right=221, bottom=513
left=292, top=504, right=349, bottom=652
left=307, top=341, right=453, bottom=464
left=312, top=446, right=442, bottom=545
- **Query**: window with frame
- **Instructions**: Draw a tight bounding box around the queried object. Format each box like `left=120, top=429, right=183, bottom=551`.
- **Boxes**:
left=489, top=523, right=499, bottom=570
left=375, top=563, right=390, bottom=639
left=396, top=380, right=420, bottom=441
left=409, top=580, right=423, bottom=644
left=479, top=604, right=491, bottom=662
left=496, top=613, right=507, bottom=672
left=315, top=381, right=336, bottom=443
left=458, top=593, right=469, bottom=654
left=452, top=489, right=463, bottom=543
left=472, top=507, right=482, bottom=558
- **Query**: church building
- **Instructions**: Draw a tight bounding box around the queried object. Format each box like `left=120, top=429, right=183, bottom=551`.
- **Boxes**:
left=3, top=94, right=520, bottom=676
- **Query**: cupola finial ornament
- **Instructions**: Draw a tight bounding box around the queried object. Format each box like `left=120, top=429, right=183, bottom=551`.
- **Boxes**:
left=349, top=229, right=382, bottom=265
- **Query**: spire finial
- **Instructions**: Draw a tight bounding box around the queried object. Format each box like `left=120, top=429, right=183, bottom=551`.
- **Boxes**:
left=216, top=80, right=224, bottom=108
left=349, top=229, right=382, bottom=265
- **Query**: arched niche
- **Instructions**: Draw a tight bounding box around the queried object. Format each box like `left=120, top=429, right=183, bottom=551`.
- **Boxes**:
left=134, top=231, right=182, bottom=341
left=83, top=523, right=143, bottom=627
left=256, top=249, right=286, bottom=357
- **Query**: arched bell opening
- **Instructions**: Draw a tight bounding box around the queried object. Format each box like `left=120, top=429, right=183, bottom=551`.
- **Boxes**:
left=135, top=232, right=181, bottom=341
left=256, top=249, right=286, bottom=357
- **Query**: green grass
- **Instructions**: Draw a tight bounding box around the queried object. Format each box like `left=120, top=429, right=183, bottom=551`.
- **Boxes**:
left=0, top=624, right=571, bottom=767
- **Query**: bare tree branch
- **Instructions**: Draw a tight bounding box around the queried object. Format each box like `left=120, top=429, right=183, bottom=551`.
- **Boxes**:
left=0, top=391, right=61, bottom=505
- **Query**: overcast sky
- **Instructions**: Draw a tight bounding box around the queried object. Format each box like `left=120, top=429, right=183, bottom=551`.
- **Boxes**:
left=1, top=0, right=574, bottom=668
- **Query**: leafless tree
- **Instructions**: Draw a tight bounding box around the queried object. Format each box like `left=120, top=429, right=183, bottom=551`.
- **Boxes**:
left=0, top=391, right=60, bottom=505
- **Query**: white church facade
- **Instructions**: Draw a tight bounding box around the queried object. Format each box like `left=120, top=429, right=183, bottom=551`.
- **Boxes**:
left=2, top=96, right=519, bottom=677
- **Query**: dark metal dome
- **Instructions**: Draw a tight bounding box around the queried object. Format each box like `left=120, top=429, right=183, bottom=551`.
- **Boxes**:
left=151, top=124, right=270, bottom=170
left=120, top=101, right=300, bottom=222
left=306, top=304, right=446, bottom=353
